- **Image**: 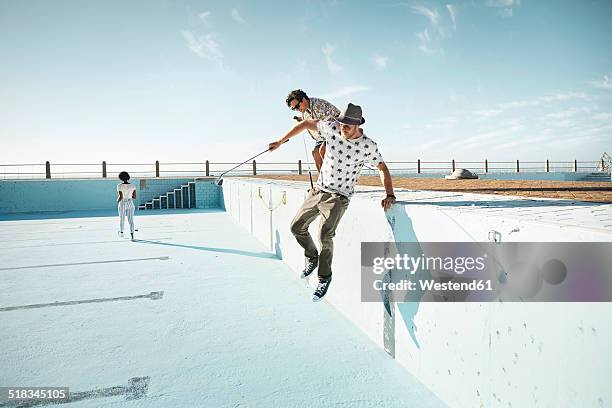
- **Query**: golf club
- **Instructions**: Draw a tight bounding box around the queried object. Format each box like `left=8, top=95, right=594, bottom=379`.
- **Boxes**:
left=214, top=140, right=288, bottom=186
left=294, top=116, right=314, bottom=189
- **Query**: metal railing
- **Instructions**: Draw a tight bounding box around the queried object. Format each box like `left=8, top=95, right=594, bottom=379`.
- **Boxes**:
left=0, top=159, right=605, bottom=180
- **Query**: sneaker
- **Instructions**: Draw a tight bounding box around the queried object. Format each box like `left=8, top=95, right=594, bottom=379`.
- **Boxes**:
left=300, top=256, right=319, bottom=279
left=312, top=279, right=331, bottom=302
left=130, top=232, right=134, bottom=241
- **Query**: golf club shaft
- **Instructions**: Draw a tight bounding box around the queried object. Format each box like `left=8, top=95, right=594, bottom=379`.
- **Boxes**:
left=218, top=149, right=268, bottom=179
left=218, top=140, right=288, bottom=179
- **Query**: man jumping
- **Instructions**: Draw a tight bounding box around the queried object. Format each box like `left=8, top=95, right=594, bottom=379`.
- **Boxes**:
left=269, top=103, right=396, bottom=302
left=285, top=89, right=340, bottom=173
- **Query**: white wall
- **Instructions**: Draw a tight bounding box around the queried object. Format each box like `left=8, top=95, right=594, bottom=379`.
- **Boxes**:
left=222, top=178, right=612, bottom=408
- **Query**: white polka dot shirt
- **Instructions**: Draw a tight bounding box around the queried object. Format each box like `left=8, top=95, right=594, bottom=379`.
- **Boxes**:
left=315, top=120, right=384, bottom=197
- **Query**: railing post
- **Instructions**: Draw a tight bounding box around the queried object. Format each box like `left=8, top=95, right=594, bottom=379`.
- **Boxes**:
left=102, top=161, right=107, bottom=178
left=451, top=159, right=455, bottom=172
left=545, top=160, right=549, bottom=172
left=298, top=160, right=302, bottom=175
left=602, top=159, right=606, bottom=172
left=484, top=159, right=488, bottom=173
left=45, top=161, right=51, bottom=179
left=417, top=159, right=421, bottom=174
left=252, top=160, right=257, bottom=176
left=573, top=159, right=578, bottom=172
left=516, top=160, right=520, bottom=173
left=206, top=160, right=210, bottom=176
left=155, top=161, right=160, bottom=177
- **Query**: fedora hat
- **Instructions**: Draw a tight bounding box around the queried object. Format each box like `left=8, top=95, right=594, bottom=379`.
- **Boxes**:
left=336, top=103, right=365, bottom=125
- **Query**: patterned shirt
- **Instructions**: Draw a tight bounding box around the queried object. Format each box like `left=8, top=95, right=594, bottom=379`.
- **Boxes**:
left=303, top=97, right=341, bottom=143
left=315, top=120, right=384, bottom=197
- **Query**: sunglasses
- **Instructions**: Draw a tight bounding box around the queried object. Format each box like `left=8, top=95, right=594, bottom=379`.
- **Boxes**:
left=290, top=99, right=301, bottom=111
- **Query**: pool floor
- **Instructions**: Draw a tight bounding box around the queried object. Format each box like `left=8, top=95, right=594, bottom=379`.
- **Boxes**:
left=0, top=210, right=445, bottom=407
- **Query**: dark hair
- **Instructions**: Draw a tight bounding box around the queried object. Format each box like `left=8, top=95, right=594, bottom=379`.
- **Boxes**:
left=118, top=171, right=130, bottom=183
left=286, top=89, right=308, bottom=107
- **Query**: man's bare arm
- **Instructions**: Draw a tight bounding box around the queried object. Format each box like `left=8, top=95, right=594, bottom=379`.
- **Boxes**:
left=269, top=119, right=319, bottom=151
left=377, top=162, right=396, bottom=211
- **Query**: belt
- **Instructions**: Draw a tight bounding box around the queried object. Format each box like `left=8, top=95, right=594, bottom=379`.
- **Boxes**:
left=312, top=187, right=348, bottom=199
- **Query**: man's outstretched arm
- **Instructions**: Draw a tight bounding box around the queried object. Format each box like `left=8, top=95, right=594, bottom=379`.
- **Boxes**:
left=269, top=119, right=319, bottom=151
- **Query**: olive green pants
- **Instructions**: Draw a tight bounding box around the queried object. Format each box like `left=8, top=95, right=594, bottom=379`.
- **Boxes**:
left=290, top=188, right=350, bottom=281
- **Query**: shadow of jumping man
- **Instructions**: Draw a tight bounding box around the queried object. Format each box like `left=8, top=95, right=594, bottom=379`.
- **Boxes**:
left=274, top=229, right=283, bottom=260
left=383, top=205, right=433, bottom=351
left=134, top=239, right=277, bottom=260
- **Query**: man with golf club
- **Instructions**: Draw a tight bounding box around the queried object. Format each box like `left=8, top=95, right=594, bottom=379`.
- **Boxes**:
left=286, top=89, right=340, bottom=173
left=269, top=103, right=396, bottom=301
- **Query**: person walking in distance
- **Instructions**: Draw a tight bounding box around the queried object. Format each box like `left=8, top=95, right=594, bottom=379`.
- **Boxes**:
left=117, top=171, right=137, bottom=241
left=269, top=103, right=396, bottom=301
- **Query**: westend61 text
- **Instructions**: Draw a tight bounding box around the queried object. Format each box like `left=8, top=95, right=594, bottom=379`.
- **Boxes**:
left=373, top=279, right=494, bottom=292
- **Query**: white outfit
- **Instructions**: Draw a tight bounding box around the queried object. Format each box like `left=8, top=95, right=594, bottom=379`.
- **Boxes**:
left=315, top=120, right=384, bottom=197
left=117, top=183, right=136, bottom=234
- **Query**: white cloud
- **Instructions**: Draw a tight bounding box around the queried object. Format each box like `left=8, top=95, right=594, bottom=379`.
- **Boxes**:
left=417, top=29, right=431, bottom=43
left=550, top=119, right=572, bottom=128
left=583, top=124, right=612, bottom=134
left=544, top=109, right=580, bottom=120
left=418, top=44, right=437, bottom=54
left=420, top=139, right=444, bottom=150
left=498, top=92, right=588, bottom=110
left=499, top=100, right=538, bottom=109
left=321, top=85, right=370, bottom=100
left=231, top=7, right=247, bottom=25
left=416, top=29, right=439, bottom=54
left=459, top=125, right=523, bottom=150
left=411, top=5, right=440, bottom=26
left=412, top=4, right=453, bottom=54
left=181, top=30, right=223, bottom=68
left=279, top=58, right=309, bottom=84
left=593, top=112, right=612, bottom=121
left=491, top=133, right=555, bottom=151
left=589, top=75, right=612, bottom=90
left=473, top=109, right=503, bottom=117
left=541, top=92, right=589, bottom=102
left=446, top=4, right=457, bottom=30
left=373, top=54, right=388, bottom=69
left=425, top=116, right=458, bottom=130
left=486, top=0, right=520, bottom=7
left=486, top=0, right=520, bottom=17
left=322, top=43, right=342, bottom=74
left=449, top=93, right=465, bottom=103
left=199, top=11, right=211, bottom=25
left=546, top=134, right=605, bottom=150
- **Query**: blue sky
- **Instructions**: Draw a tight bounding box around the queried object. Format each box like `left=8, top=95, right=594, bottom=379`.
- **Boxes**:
left=1, top=0, right=611, bottom=165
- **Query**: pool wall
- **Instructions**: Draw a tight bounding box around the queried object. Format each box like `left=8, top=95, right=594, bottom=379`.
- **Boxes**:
left=222, top=177, right=612, bottom=408
left=0, top=178, right=220, bottom=213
